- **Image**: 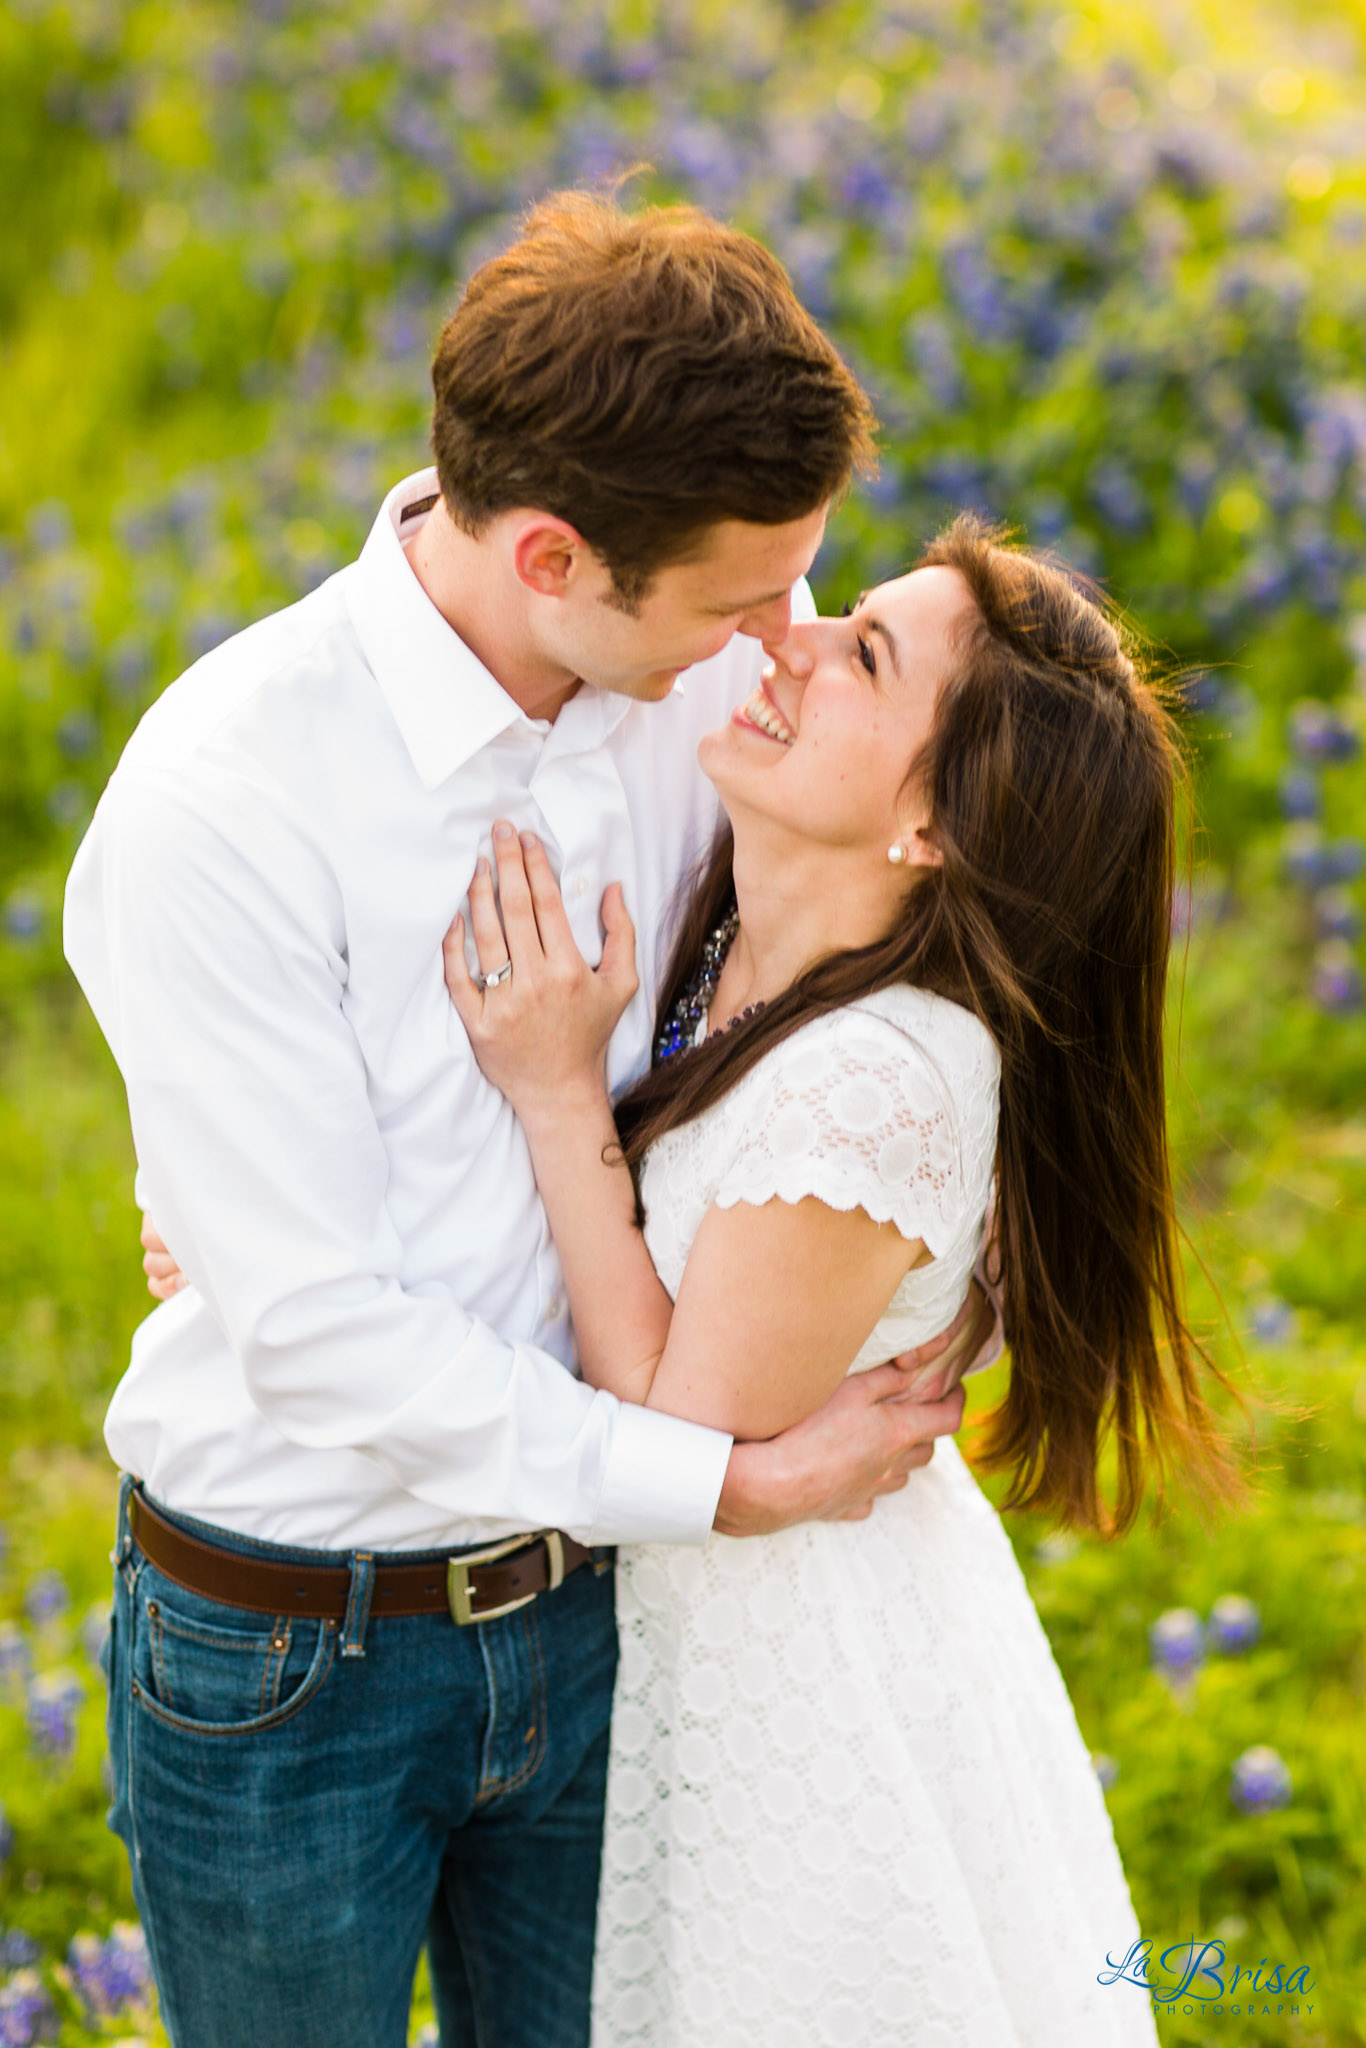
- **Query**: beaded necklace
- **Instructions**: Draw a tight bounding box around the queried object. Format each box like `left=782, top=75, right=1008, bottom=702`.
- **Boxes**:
left=654, top=906, right=767, bottom=1062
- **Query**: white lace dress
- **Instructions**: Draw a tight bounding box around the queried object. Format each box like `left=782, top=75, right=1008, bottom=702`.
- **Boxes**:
left=590, top=986, right=1158, bottom=2048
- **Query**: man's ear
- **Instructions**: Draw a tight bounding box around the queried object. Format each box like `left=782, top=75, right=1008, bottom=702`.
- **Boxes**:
left=511, top=515, right=589, bottom=598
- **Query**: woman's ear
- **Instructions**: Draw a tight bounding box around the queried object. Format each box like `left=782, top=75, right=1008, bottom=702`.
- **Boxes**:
left=912, top=826, right=944, bottom=869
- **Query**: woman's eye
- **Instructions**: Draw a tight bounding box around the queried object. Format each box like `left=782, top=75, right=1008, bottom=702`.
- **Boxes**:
left=840, top=598, right=853, bottom=618
left=857, top=634, right=876, bottom=677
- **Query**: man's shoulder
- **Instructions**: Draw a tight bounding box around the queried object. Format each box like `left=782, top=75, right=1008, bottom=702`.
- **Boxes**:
left=118, top=570, right=362, bottom=783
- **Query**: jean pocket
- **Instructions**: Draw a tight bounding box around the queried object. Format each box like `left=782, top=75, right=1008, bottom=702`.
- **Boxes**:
left=130, top=1568, right=336, bottom=1738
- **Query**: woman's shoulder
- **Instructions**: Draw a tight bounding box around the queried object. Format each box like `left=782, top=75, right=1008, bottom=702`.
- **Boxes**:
left=845, top=983, right=1000, bottom=1082
left=743, top=983, right=997, bottom=1093
left=726, top=984, right=999, bottom=1137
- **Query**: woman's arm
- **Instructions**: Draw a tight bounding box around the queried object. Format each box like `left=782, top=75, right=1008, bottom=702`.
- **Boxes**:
left=445, top=828, right=927, bottom=1435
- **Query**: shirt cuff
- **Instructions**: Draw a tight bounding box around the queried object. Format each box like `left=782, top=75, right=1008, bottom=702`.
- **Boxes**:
left=588, top=1398, right=733, bottom=1546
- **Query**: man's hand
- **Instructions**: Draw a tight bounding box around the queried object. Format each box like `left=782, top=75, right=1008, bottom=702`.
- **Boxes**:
left=714, top=1367, right=966, bottom=1536
left=889, top=1277, right=1000, bottom=1402
left=141, top=1214, right=185, bottom=1301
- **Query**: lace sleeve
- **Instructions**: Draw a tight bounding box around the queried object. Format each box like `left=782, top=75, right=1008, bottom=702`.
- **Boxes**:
left=712, top=1006, right=974, bottom=1256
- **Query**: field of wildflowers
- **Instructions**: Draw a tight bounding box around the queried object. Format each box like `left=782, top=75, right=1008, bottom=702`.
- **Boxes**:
left=1, top=0, right=1364, bottom=2041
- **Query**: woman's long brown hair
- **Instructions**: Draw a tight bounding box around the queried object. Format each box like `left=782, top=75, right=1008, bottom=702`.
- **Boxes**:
left=615, top=513, right=1244, bottom=1536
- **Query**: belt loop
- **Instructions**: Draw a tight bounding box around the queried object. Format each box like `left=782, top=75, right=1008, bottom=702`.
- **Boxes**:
left=341, top=1551, right=375, bottom=1659
left=113, top=1474, right=136, bottom=1570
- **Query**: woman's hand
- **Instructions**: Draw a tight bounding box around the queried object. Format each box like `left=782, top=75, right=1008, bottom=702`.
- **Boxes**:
left=141, top=1214, right=186, bottom=1300
left=444, top=822, right=638, bottom=1116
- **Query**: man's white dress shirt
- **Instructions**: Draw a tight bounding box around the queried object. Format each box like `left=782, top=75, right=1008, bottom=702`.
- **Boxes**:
left=65, top=468, right=814, bottom=1552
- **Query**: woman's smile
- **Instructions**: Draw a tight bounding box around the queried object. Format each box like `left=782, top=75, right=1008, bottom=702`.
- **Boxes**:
left=732, top=674, right=798, bottom=745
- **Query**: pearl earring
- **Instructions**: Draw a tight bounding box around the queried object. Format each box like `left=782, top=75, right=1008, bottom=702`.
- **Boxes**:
left=887, top=843, right=908, bottom=865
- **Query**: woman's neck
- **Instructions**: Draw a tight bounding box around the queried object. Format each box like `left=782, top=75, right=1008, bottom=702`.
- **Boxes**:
left=714, top=824, right=904, bottom=1021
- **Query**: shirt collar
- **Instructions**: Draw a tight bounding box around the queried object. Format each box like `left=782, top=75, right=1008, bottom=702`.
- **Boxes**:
left=342, top=469, right=526, bottom=790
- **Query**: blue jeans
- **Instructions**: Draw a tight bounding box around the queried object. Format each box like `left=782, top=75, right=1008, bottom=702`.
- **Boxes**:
left=107, top=1478, right=618, bottom=2048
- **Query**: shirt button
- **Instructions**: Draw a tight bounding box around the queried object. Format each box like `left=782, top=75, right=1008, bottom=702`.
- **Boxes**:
left=546, top=1293, right=566, bottom=1320
left=571, top=876, right=589, bottom=900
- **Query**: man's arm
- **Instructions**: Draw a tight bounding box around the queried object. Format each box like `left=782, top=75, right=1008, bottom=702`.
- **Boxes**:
left=65, top=767, right=731, bottom=1547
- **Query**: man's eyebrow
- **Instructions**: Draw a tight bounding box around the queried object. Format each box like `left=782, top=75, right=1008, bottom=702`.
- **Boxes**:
left=702, top=586, right=792, bottom=615
left=853, top=592, right=904, bottom=683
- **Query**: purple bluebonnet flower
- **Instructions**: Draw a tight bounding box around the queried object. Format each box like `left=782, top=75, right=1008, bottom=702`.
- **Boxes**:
left=0, top=1806, right=12, bottom=1870
left=1149, top=1608, right=1205, bottom=1677
left=2, top=895, right=42, bottom=946
left=1322, top=839, right=1366, bottom=884
left=26, top=1671, right=84, bottom=1762
left=1277, top=769, right=1320, bottom=822
left=0, top=1626, right=30, bottom=1702
left=1231, top=1745, right=1292, bottom=1813
left=1090, top=1752, right=1120, bottom=1791
left=0, top=1967, right=57, bottom=2046
left=187, top=615, right=236, bottom=661
left=1178, top=671, right=1222, bottom=717
left=108, top=635, right=153, bottom=700
left=1249, top=1296, right=1296, bottom=1345
left=67, top=1924, right=151, bottom=2020
left=46, top=783, right=88, bottom=830
left=22, top=1573, right=68, bottom=1630
left=27, top=500, right=74, bottom=551
left=1208, top=1595, right=1262, bottom=1654
left=1087, top=461, right=1149, bottom=536
left=55, top=711, right=98, bottom=760
left=1289, top=700, right=1361, bottom=764
left=1314, top=888, right=1362, bottom=941
left=1312, top=942, right=1365, bottom=1015
left=0, top=1932, right=40, bottom=1971
left=1281, top=825, right=1332, bottom=890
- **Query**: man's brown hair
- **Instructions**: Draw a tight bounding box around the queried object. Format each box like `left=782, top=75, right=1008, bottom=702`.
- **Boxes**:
left=429, top=190, right=877, bottom=607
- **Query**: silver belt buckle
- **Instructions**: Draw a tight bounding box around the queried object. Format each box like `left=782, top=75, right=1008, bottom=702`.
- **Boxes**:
left=447, top=1530, right=565, bottom=1627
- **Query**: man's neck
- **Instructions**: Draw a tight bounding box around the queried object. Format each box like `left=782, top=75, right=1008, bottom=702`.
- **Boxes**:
left=405, top=498, right=583, bottom=722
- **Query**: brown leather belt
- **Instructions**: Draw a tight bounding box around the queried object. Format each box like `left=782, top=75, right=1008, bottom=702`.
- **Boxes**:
left=127, top=1489, right=596, bottom=1627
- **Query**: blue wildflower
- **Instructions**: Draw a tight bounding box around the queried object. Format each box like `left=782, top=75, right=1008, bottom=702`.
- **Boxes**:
left=1208, top=1595, right=1262, bottom=1654
left=1289, top=700, right=1361, bottom=764
left=26, top=1671, right=84, bottom=1762
left=1149, top=1608, right=1205, bottom=1677
left=1313, top=888, right=1362, bottom=941
left=1091, top=1752, right=1120, bottom=1791
left=22, top=1573, right=68, bottom=1630
left=1230, top=1745, right=1292, bottom=1813
left=1311, top=942, right=1365, bottom=1015
left=1249, top=1296, right=1296, bottom=1345
left=0, top=1626, right=31, bottom=1702
left=1277, top=769, right=1320, bottom=822
left=0, top=1967, right=57, bottom=2046
left=2, top=895, right=42, bottom=946
left=67, top=1924, right=151, bottom=2020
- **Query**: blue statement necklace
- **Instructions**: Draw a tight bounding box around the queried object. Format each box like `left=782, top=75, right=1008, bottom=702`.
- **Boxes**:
left=654, top=906, right=767, bottom=1062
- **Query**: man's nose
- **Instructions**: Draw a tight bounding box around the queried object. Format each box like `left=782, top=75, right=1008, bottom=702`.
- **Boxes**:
left=740, top=591, right=793, bottom=644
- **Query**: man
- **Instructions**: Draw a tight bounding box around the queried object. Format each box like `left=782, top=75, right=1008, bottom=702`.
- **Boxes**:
left=65, top=191, right=992, bottom=2048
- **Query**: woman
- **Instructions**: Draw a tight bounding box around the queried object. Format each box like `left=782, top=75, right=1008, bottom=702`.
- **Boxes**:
left=441, top=516, right=1237, bottom=2047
